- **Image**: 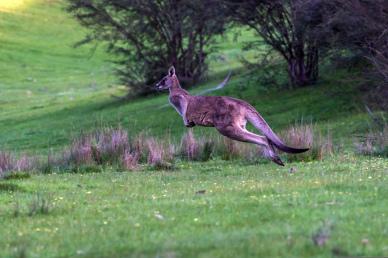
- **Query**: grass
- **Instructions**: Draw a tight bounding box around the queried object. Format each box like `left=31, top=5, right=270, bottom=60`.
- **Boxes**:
left=0, top=156, right=386, bottom=257
left=0, top=0, right=387, bottom=257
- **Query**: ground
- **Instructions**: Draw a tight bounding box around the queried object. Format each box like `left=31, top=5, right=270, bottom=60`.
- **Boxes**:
left=1, top=157, right=387, bottom=258
left=0, top=1, right=387, bottom=258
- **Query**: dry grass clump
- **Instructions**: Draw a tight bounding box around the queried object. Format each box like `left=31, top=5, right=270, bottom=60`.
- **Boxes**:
left=281, top=124, right=334, bottom=162
left=121, top=150, right=140, bottom=170
left=354, top=125, right=387, bottom=156
left=66, top=135, right=94, bottom=166
left=131, top=132, right=148, bottom=162
left=146, top=137, right=175, bottom=170
left=180, top=130, right=221, bottom=161
left=62, top=128, right=139, bottom=171
left=178, top=131, right=262, bottom=162
left=50, top=128, right=177, bottom=172
left=180, top=130, right=200, bottom=160
left=94, top=128, right=129, bottom=164
left=0, top=152, right=38, bottom=178
left=212, top=136, right=259, bottom=161
left=0, top=152, right=13, bottom=176
left=2, top=124, right=340, bottom=177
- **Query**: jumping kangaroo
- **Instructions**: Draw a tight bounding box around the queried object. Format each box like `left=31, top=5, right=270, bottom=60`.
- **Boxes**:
left=156, top=66, right=309, bottom=166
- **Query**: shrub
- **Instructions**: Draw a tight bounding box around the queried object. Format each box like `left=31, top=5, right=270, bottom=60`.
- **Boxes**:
left=281, top=124, right=334, bottom=162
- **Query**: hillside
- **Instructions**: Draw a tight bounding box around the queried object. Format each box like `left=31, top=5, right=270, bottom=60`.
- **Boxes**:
left=0, top=1, right=373, bottom=154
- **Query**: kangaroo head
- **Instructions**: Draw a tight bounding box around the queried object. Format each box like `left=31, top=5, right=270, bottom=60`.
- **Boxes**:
left=156, top=66, right=177, bottom=90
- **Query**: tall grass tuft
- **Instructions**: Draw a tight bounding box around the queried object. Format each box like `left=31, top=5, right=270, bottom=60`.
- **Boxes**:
left=281, top=124, right=334, bottom=162
left=0, top=152, right=13, bottom=177
left=355, top=125, right=387, bottom=156
left=121, top=150, right=139, bottom=171
left=94, top=127, right=129, bottom=164
left=146, top=137, right=175, bottom=169
left=213, top=136, right=259, bottom=161
left=66, top=135, right=94, bottom=166
left=180, top=130, right=200, bottom=160
left=0, top=152, right=37, bottom=178
left=132, top=132, right=149, bottom=162
left=28, top=193, right=52, bottom=216
left=62, top=128, right=133, bottom=171
left=198, top=138, right=215, bottom=161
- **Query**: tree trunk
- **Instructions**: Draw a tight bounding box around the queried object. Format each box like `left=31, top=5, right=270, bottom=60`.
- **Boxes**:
left=287, top=47, right=318, bottom=87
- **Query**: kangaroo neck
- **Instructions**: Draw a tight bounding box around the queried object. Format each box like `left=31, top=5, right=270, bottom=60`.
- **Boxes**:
left=169, top=77, right=190, bottom=96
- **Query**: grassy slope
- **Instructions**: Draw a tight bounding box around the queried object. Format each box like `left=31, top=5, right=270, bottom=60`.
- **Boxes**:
left=0, top=0, right=116, bottom=152
left=0, top=1, right=387, bottom=258
left=0, top=1, right=372, bottom=153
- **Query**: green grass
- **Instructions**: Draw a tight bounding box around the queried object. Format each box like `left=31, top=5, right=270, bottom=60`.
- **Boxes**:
left=0, top=1, right=387, bottom=258
left=1, top=156, right=387, bottom=258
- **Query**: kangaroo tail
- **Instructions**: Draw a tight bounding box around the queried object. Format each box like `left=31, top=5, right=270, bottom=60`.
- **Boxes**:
left=195, top=71, right=231, bottom=96
left=247, top=110, right=309, bottom=154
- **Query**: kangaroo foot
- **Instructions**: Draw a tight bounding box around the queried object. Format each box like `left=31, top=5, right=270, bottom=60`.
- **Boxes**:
left=271, top=155, right=285, bottom=166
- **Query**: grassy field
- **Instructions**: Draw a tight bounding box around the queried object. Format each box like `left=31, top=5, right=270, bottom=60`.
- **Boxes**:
left=0, top=1, right=387, bottom=258
left=1, top=156, right=387, bottom=258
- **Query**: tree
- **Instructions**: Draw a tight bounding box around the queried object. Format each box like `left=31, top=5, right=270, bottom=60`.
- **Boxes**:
left=67, top=0, right=226, bottom=95
left=225, top=0, right=319, bottom=87
left=301, top=0, right=388, bottom=109
left=301, top=0, right=388, bottom=83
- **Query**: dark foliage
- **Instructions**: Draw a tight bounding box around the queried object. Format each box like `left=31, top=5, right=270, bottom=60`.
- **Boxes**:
left=225, top=0, right=319, bottom=87
left=301, top=0, right=388, bottom=85
left=67, top=0, right=227, bottom=95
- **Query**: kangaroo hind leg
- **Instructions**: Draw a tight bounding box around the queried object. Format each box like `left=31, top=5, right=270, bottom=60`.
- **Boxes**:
left=215, top=124, right=284, bottom=166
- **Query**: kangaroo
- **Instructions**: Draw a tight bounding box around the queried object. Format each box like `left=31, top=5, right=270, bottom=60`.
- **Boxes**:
left=156, top=66, right=309, bottom=166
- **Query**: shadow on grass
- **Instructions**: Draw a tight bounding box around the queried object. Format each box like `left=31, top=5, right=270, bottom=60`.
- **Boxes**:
left=0, top=182, right=24, bottom=192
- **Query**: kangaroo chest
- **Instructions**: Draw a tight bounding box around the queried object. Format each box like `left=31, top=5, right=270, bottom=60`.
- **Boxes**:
left=169, top=95, right=185, bottom=115
left=186, top=96, right=220, bottom=127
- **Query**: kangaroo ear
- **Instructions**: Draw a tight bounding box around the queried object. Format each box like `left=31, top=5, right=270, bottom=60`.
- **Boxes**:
left=168, top=66, right=175, bottom=76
